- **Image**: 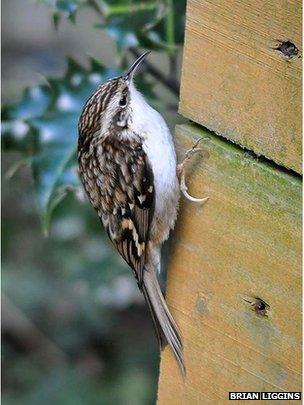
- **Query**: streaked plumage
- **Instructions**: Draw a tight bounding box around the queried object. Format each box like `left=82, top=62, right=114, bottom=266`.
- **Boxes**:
left=78, top=52, right=185, bottom=375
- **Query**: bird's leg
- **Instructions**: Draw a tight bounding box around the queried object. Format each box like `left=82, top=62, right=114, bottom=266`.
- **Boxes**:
left=177, top=138, right=209, bottom=204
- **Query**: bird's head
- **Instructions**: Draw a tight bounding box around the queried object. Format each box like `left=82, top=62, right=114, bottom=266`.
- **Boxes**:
left=78, top=51, right=150, bottom=145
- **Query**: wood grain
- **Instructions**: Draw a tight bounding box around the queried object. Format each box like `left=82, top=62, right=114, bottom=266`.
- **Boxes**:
left=179, top=0, right=302, bottom=173
left=157, top=124, right=302, bottom=404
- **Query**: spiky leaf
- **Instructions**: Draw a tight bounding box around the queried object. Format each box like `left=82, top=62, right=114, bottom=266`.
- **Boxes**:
left=2, top=58, right=157, bottom=234
left=95, top=0, right=186, bottom=51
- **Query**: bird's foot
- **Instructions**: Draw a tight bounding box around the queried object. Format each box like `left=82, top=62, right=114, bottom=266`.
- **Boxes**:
left=177, top=138, right=209, bottom=204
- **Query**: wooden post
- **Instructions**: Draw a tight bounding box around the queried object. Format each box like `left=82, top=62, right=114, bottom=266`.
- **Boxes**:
left=157, top=125, right=301, bottom=403
left=179, top=0, right=302, bottom=174
left=157, top=0, right=302, bottom=402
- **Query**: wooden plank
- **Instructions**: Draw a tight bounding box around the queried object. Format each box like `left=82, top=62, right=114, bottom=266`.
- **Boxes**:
left=157, top=124, right=302, bottom=403
left=179, top=0, right=302, bottom=174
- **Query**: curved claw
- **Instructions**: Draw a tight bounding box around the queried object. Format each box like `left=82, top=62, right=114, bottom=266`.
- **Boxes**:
left=180, top=170, right=209, bottom=204
left=177, top=137, right=210, bottom=204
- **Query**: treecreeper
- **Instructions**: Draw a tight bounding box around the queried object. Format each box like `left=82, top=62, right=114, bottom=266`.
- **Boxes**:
left=78, top=51, right=207, bottom=376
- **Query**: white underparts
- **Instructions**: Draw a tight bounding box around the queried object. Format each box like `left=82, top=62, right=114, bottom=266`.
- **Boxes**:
left=128, top=83, right=178, bottom=222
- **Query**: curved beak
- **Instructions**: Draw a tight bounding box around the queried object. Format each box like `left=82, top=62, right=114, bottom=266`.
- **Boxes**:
left=123, top=50, right=151, bottom=81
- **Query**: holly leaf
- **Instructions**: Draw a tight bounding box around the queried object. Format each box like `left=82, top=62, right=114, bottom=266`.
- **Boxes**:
left=39, top=0, right=85, bottom=25
left=41, top=0, right=186, bottom=51
left=95, top=0, right=186, bottom=52
left=2, top=57, right=157, bottom=234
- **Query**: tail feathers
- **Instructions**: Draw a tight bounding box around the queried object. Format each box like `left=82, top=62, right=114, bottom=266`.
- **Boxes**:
left=142, top=286, right=167, bottom=349
left=142, top=268, right=185, bottom=377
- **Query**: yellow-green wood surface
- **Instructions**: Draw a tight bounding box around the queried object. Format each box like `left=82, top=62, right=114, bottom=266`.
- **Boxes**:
left=179, top=0, right=302, bottom=174
left=157, top=124, right=302, bottom=404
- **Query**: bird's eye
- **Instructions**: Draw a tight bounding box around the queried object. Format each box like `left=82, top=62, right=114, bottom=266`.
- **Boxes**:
left=119, top=95, right=127, bottom=107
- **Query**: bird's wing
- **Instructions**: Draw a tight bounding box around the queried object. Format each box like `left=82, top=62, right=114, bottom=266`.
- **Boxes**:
left=102, top=144, right=155, bottom=288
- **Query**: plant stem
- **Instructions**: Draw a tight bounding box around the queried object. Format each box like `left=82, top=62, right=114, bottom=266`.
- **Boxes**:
left=89, top=0, right=158, bottom=17
left=2, top=295, right=68, bottom=366
left=169, top=54, right=178, bottom=82
left=165, top=0, right=175, bottom=52
left=88, top=0, right=109, bottom=17
left=89, top=0, right=179, bottom=95
left=107, top=3, right=158, bottom=16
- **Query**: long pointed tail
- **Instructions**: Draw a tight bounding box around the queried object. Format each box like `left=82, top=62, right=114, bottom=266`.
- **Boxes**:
left=142, top=267, right=185, bottom=376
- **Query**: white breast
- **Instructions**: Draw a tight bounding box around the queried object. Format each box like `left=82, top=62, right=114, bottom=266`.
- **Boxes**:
left=129, top=84, right=178, bottom=217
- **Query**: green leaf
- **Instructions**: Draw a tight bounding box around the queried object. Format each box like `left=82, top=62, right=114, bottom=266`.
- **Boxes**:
left=94, top=0, right=186, bottom=52
left=31, top=112, right=78, bottom=234
left=53, top=11, right=61, bottom=29
left=5, top=156, right=33, bottom=180
left=41, top=0, right=186, bottom=51
left=2, top=57, right=158, bottom=234
left=39, top=0, right=84, bottom=24
left=56, top=0, right=78, bottom=14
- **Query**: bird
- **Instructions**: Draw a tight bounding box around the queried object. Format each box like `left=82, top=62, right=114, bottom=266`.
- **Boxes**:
left=78, top=51, right=208, bottom=376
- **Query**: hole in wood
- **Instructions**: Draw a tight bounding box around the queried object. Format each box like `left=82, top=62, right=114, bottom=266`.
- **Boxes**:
left=273, top=40, right=300, bottom=59
left=252, top=298, right=269, bottom=317
left=241, top=295, right=270, bottom=317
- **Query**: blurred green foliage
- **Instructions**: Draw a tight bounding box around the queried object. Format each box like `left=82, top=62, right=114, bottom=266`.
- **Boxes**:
left=2, top=58, right=157, bottom=233
left=42, top=0, right=186, bottom=51
left=2, top=0, right=185, bottom=403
